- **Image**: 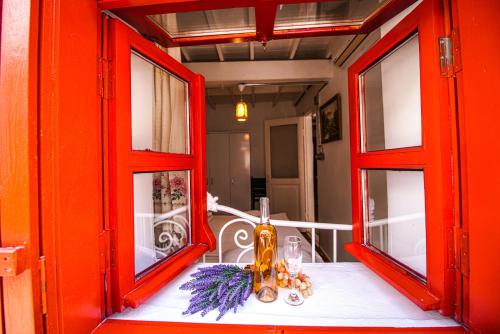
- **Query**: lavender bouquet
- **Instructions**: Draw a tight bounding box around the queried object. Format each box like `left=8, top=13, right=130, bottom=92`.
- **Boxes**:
left=180, top=264, right=253, bottom=320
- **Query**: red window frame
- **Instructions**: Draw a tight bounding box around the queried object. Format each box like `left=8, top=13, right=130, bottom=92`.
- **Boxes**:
left=97, top=0, right=417, bottom=48
left=346, top=0, right=455, bottom=315
left=108, top=19, right=215, bottom=312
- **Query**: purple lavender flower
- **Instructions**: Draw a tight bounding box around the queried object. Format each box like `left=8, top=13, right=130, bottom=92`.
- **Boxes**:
left=180, top=264, right=253, bottom=320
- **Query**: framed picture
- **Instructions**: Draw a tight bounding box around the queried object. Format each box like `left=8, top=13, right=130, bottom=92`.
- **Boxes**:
left=319, top=93, right=341, bottom=143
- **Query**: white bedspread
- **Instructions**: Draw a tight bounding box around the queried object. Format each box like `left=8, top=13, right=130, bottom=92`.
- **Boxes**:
left=111, top=263, right=459, bottom=328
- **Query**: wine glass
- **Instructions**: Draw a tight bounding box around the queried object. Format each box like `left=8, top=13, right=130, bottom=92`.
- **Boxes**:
left=283, top=236, right=304, bottom=306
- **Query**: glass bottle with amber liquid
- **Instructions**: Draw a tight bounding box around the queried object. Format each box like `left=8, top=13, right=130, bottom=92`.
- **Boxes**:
left=253, top=197, right=278, bottom=302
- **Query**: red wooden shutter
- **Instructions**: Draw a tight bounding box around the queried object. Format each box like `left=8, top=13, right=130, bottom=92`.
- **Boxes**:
left=108, top=19, right=215, bottom=312
left=346, top=0, right=455, bottom=315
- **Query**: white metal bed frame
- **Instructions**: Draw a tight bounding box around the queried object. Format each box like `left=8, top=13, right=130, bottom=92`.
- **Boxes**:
left=135, top=193, right=423, bottom=264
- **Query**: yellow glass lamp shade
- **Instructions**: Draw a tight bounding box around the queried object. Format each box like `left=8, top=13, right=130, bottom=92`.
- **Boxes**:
left=235, top=100, right=248, bottom=122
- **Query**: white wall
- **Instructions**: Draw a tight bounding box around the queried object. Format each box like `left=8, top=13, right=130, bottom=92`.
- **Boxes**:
left=296, top=31, right=381, bottom=262
left=206, top=100, right=297, bottom=178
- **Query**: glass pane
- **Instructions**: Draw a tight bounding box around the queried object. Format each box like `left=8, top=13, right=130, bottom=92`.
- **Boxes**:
left=133, top=171, right=191, bottom=276
left=275, top=1, right=388, bottom=30
left=360, top=34, right=421, bottom=152
left=131, top=52, right=189, bottom=154
left=148, top=8, right=255, bottom=38
left=363, top=169, right=426, bottom=277
left=270, top=124, right=298, bottom=178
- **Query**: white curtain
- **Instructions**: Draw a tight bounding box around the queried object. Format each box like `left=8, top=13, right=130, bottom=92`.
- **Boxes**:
left=152, top=47, right=189, bottom=257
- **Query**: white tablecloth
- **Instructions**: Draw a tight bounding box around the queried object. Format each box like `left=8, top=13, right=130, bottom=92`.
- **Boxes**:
left=111, top=263, right=459, bottom=328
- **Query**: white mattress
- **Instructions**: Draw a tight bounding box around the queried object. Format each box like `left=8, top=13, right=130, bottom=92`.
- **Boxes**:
left=204, top=211, right=323, bottom=263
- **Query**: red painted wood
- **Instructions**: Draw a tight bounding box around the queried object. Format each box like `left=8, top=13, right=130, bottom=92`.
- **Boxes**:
left=108, top=18, right=215, bottom=312
left=9, top=0, right=496, bottom=332
left=255, top=1, right=276, bottom=44
left=103, top=0, right=417, bottom=48
left=38, top=0, right=104, bottom=332
left=102, top=12, right=114, bottom=318
left=123, top=244, right=208, bottom=307
left=98, top=0, right=347, bottom=11
left=451, top=0, right=500, bottom=332
left=0, top=0, right=42, bottom=332
left=93, top=319, right=466, bottom=334
left=347, top=0, right=455, bottom=316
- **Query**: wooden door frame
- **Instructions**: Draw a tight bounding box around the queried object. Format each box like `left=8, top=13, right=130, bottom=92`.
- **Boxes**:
left=0, top=0, right=43, bottom=332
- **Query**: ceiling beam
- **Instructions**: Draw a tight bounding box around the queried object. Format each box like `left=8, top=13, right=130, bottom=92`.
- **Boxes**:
left=334, top=34, right=368, bottom=66
left=249, top=42, right=255, bottom=61
left=180, top=47, right=192, bottom=62
left=206, top=96, right=216, bottom=110
left=325, top=37, right=338, bottom=59
left=289, top=38, right=301, bottom=60
left=272, top=86, right=282, bottom=107
left=215, top=45, right=225, bottom=62
left=203, top=10, right=225, bottom=62
left=294, top=85, right=311, bottom=106
left=186, top=59, right=333, bottom=86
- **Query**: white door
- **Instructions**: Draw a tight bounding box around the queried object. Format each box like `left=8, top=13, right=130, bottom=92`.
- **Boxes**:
left=207, top=132, right=251, bottom=211
left=264, top=116, right=314, bottom=221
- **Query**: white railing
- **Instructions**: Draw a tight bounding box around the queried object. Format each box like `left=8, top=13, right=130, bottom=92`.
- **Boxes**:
left=207, top=193, right=352, bottom=263
left=135, top=206, right=189, bottom=258
left=134, top=194, right=424, bottom=265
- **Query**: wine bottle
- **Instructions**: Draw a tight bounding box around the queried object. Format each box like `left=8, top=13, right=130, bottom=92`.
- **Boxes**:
left=253, top=197, right=278, bottom=302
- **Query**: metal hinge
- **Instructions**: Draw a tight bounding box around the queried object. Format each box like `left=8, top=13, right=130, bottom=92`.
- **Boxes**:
left=97, top=57, right=112, bottom=99
left=459, top=231, right=469, bottom=276
left=39, top=256, right=48, bottom=315
left=439, top=30, right=462, bottom=77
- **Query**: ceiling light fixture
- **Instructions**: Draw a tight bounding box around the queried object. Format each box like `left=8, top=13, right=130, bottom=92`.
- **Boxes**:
left=235, top=83, right=248, bottom=122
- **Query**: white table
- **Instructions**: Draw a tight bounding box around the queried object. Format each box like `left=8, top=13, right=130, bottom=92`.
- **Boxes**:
left=111, top=263, right=460, bottom=328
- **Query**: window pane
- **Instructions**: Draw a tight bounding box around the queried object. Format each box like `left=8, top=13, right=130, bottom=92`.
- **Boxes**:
left=360, top=34, right=421, bottom=152
left=363, top=169, right=426, bottom=277
left=133, top=171, right=191, bottom=276
left=275, top=1, right=388, bottom=30
left=148, top=8, right=255, bottom=38
left=270, top=124, right=299, bottom=178
left=131, top=52, right=189, bottom=154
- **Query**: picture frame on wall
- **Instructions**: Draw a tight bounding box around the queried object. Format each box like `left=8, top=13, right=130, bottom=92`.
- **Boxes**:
left=319, top=93, right=341, bottom=143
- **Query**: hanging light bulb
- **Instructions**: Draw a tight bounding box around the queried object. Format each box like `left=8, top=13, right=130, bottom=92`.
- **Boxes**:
left=235, top=83, right=248, bottom=122
left=235, top=100, right=248, bottom=122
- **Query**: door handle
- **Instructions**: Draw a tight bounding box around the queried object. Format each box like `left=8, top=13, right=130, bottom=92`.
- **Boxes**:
left=0, top=246, right=26, bottom=276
